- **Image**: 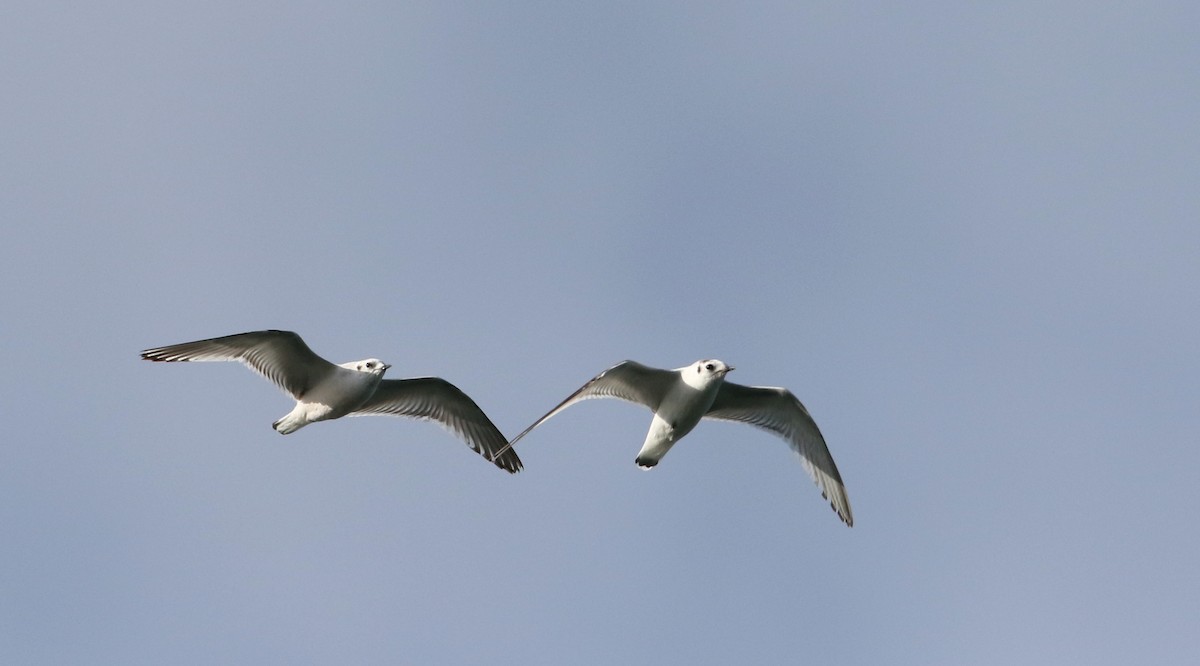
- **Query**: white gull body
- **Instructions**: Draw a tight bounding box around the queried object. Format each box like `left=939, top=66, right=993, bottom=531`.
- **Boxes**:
left=501, top=359, right=852, bottom=525
left=141, top=330, right=522, bottom=473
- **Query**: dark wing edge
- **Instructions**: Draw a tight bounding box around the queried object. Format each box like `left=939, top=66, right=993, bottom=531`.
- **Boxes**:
left=352, top=377, right=523, bottom=474
left=706, top=382, right=854, bottom=527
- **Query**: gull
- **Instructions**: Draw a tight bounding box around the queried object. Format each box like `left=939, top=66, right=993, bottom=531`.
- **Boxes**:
left=140, top=330, right=522, bottom=473
left=498, top=360, right=852, bottom=525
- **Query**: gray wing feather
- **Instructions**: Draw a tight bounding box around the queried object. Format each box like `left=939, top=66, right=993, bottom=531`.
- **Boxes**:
left=706, top=382, right=854, bottom=527
left=140, top=330, right=336, bottom=400
left=351, top=378, right=523, bottom=474
left=505, top=361, right=678, bottom=449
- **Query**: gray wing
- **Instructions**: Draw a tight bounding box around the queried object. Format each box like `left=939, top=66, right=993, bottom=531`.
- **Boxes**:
left=350, top=377, right=523, bottom=474
left=140, top=330, right=336, bottom=400
left=706, top=382, right=854, bottom=527
left=502, top=360, right=679, bottom=452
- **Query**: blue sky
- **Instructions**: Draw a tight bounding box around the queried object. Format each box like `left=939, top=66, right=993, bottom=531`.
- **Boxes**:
left=2, top=2, right=1198, bottom=663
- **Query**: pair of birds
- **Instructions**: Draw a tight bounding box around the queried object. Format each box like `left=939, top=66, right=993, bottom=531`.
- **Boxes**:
left=141, top=330, right=853, bottom=526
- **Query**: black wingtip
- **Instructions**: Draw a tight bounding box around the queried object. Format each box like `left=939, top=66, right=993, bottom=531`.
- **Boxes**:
left=493, top=450, right=524, bottom=474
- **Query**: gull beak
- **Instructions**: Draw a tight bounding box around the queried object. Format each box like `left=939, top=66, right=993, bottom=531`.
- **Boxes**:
left=726, top=366, right=735, bottom=373
left=381, top=363, right=392, bottom=371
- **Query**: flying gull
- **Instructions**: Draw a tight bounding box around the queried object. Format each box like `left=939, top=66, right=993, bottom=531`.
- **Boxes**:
left=498, top=360, right=851, bottom=524
left=141, top=330, right=522, bottom=473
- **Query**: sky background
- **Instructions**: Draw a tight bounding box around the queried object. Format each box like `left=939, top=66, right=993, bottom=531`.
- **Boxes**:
left=2, top=2, right=1198, bottom=664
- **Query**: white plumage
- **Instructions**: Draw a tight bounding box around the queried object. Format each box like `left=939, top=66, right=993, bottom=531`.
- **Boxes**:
left=501, top=359, right=852, bottom=525
left=141, top=330, right=522, bottom=473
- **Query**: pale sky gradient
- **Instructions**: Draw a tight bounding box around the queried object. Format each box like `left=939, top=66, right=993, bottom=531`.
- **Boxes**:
left=3, top=2, right=1198, bottom=664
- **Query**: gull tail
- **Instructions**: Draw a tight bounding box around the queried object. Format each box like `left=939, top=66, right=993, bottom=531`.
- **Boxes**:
left=634, top=456, right=660, bottom=469
left=272, top=413, right=306, bottom=435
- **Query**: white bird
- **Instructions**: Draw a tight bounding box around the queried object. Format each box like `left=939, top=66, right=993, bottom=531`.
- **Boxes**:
left=499, top=360, right=852, bottom=525
left=140, top=330, right=522, bottom=473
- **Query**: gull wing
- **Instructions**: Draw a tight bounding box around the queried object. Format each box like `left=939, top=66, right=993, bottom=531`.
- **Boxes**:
left=351, top=377, right=523, bottom=474
left=501, top=360, right=679, bottom=452
left=706, top=382, right=854, bottom=526
left=140, top=330, right=336, bottom=400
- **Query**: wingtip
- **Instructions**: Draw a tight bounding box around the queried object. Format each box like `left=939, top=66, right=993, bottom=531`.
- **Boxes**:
left=834, top=502, right=854, bottom=527
left=491, top=449, right=524, bottom=474
left=140, top=349, right=186, bottom=362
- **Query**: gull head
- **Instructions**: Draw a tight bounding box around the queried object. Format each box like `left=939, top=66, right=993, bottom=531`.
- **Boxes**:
left=691, top=359, right=734, bottom=384
left=350, top=358, right=391, bottom=376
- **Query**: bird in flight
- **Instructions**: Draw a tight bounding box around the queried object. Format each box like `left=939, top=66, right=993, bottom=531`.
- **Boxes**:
left=498, top=360, right=851, bottom=524
left=141, top=330, right=522, bottom=473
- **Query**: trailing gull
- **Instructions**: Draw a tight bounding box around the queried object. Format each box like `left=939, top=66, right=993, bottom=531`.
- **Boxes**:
left=141, top=330, right=522, bottom=473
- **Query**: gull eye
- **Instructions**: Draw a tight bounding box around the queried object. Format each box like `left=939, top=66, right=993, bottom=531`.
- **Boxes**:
left=367, top=362, right=374, bottom=369
left=705, top=363, right=715, bottom=371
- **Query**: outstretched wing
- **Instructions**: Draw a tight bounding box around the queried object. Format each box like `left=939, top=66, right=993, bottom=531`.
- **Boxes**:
left=140, top=330, right=336, bottom=400
left=351, top=377, right=523, bottom=474
left=501, top=360, right=679, bottom=453
left=706, top=382, right=853, bottom=526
